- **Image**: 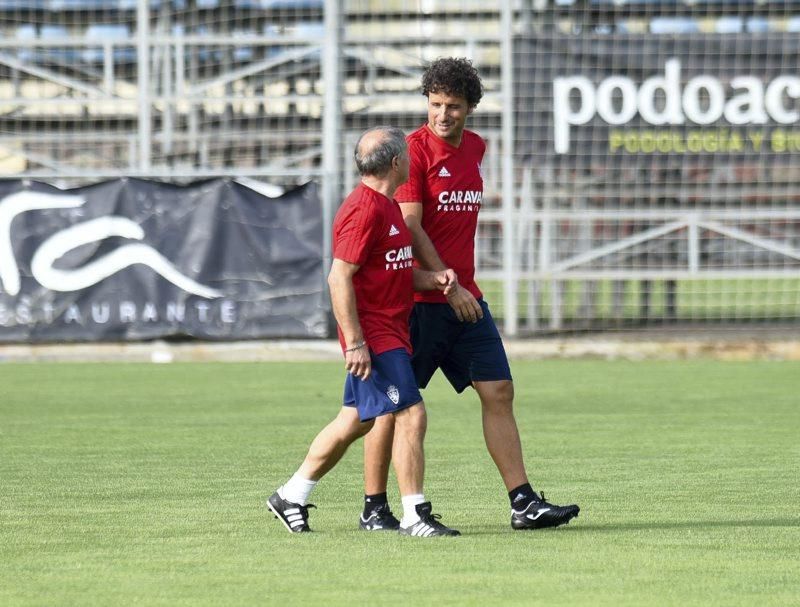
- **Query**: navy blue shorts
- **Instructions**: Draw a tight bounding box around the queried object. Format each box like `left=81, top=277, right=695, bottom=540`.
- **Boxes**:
left=409, top=299, right=512, bottom=393
left=343, top=348, right=423, bottom=422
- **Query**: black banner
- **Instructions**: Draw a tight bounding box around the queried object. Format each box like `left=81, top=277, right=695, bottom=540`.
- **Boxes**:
left=0, top=178, right=327, bottom=342
left=514, top=33, right=800, bottom=164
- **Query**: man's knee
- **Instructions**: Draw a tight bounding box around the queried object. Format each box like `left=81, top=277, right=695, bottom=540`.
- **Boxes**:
left=336, top=408, right=374, bottom=440
left=369, top=412, right=395, bottom=435
left=393, top=401, right=427, bottom=435
left=476, top=379, right=515, bottom=409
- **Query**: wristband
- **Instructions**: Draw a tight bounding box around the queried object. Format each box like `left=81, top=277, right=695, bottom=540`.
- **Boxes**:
left=345, top=341, right=366, bottom=353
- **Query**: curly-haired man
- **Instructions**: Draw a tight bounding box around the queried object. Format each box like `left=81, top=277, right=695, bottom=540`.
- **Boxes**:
left=358, top=58, right=581, bottom=532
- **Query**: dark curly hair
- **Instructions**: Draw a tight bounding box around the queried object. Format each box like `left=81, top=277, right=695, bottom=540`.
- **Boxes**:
left=421, top=57, right=484, bottom=108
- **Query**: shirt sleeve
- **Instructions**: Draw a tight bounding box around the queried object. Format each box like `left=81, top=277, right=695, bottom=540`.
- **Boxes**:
left=332, top=200, right=383, bottom=266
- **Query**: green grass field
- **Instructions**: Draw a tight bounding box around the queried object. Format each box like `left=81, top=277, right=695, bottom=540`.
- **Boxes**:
left=2, top=360, right=798, bottom=606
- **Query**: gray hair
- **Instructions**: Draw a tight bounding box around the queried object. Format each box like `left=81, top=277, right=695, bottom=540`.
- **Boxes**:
left=354, top=126, right=407, bottom=176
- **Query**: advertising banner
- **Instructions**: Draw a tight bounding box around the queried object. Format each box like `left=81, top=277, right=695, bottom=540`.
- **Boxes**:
left=514, top=33, right=800, bottom=164
left=0, top=178, right=327, bottom=342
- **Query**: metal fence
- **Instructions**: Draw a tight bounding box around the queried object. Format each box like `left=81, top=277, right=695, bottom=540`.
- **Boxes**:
left=1, top=0, right=799, bottom=335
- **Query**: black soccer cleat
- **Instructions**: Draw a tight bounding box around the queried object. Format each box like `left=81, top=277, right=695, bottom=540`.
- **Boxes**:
left=359, top=503, right=401, bottom=531
left=511, top=491, right=580, bottom=530
left=267, top=491, right=316, bottom=533
left=398, top=502, right=460, bottom=537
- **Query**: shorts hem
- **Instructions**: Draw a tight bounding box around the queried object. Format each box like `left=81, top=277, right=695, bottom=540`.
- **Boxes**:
left=345, top=398, right=421, bottom=422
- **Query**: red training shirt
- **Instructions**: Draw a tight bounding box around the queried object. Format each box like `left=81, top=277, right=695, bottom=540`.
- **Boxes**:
left=332, top=183, right=415, bottom=355
left=395, top=124, right=484, bottom=304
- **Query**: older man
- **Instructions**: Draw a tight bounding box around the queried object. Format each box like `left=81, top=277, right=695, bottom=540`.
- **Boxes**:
left=268, top=126, right=460, bottom=537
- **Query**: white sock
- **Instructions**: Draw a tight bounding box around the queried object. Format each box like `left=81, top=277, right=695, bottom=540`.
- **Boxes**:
left=400, top=493, right=426, bottom=527
left=278, top=473, right=317, bottom=506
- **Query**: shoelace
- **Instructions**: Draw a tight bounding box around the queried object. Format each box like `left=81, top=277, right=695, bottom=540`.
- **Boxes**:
left=421, top=511, right=448, bottom=528
left=513, top=492, right=551, bottom=514
left=530, top=492, right=574, bottom=513
left=532, top=491, right=553, bottom=507
left=299, top=503, right=317, bottom=519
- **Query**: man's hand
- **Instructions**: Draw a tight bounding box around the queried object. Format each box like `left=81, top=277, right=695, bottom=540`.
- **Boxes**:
left=345, top=343, right=371, bottom=381
left=446, top=284, right=484, bottom=323
left=433, top=268, right=458, bottom=297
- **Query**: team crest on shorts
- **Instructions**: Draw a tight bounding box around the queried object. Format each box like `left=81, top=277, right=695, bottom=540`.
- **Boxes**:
left=386, top=385, right=400, bottom=405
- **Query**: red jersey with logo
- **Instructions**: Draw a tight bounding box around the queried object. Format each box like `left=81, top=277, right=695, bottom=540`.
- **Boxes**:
left=395, top=124, right=484, bottom=304
left=332, top=183, right=415, bottom=355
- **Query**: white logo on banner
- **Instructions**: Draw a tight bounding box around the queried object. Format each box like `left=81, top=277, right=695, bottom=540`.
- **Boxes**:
left=552, top=58, right=800, bottom=153
left=0, top=191, right=222, bottom=298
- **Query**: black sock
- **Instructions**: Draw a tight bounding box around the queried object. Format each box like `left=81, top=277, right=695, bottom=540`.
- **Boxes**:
left=508, top=483, right=536, bottom=507
left=364, top=492, right=388, bottom=514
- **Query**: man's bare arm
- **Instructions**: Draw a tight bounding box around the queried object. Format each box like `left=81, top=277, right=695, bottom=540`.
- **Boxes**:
left=413, top=267, right=457, bottom=295
left=400, top=202, right=447, bottom=271
left=327, top=258, right=371, bottom=380
left=399, top=201, right=484, bottom=323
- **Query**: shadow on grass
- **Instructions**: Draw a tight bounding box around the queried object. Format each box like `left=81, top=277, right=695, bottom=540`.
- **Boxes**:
left=459, top=518, right=799, bottom=536
left=562, top=518, right=800, bottom=532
